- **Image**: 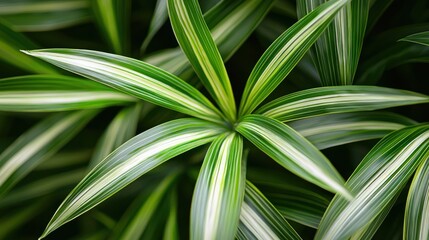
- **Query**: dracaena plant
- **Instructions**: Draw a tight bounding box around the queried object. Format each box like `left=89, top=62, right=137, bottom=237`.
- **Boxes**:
left=1, top=0, right=429, bottom=239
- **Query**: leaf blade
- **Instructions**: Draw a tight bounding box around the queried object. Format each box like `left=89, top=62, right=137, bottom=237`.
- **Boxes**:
left=239, top=0, right=349, bottom=116
left=168, top=0, right=236, bottom=121
left=191, top=133, right=245, bottom=239
left=400, top=31, right=429, bottom=47
left=236, top=114, right=352, bottom=199
left=39, top=118, right=224, bottom=239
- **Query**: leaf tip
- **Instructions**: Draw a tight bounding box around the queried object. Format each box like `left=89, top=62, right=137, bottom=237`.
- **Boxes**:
left=20, top=50, right=31, bottom=55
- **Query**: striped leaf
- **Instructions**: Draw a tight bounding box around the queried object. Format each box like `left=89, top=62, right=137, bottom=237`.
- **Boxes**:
left=256, top=86, right=429, bottom=122
left=141, top=0, right=168, bottom=53
left=239, top=0, right=349, bottom=116
left=400, top=31, right=429, bottom=47
left=297, top=0, right=370, bottom=85
left=92, top=0, right=130, bottom=54
left=316, top=124, right=429, bottom=239
left=290, top=112, right=416, bottom=149
left=191, top=133, right=245, bottom=240
left=0, top=110, right=97, bottom=197
left=89, top=104, right=141, bottom=168
left=237, top=181, right=302, bottom=240
left=39, top=118, right=224, bottom=239
left=404, top=155, right=429, bottom=239
left=0, top=0, right=90, bottom=32
left=111, top=173, right=177, bottom=240
left=0, top=22, right=57, bottom=73
left=23, top=49, right=224, bottom=123
left=236, top=115, right=352, bottom=199
left=0, top=75, right=135, bottom=112
left=168, top=0, right=236, bottom=121
left=145, top=0, right=273, bottom=79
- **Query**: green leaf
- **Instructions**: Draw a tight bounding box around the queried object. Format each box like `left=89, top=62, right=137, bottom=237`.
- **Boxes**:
left=239, top=0, right=349, bottom=116
left=23, top=49, right=224, bottom=123
left=89, top=104, right=141, bottom=168
left=316, top=124, right=429, bottom=239
left=168, top=0, right=236, bottom=121
left=0, top=0, right=90, bottom=32
left=256, top=86, right=429, bottom=122
left=400, top=31, right=429, bottom=47
left=39, top=118, right=224, bottom=239
left=237, top=181, right=302, bottom=240
left=290, top=112, right=416, bottom=149
left=0, top=110, right=97, bottom=196
left=145, top=0, right=274, bottom=79
left=141, top=0, right=168, bottom=53
left=404, top=154, right=429, bottom=239
left=92, top=0, right=130, bottom=54
left=191, top=133, right=245, bottom=240
left=111, top=173, right=178, bottom=240
left=297, top=0, right=370, bottom=85
left=0, top=21, right=57, bottom=73
left=0, top=75, right=135, bottom=112
left=236, top=114, right=352, bottom=199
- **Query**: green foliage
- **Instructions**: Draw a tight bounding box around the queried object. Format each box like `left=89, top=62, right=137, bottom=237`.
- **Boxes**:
left=0, top=0, right=428, bottom=239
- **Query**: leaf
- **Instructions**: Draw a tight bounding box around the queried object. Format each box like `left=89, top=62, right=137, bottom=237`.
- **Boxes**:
left=315, top=124, right=429, bottom=239
left=191, top=133, right=245, bottom=240
left=237, top=181, right=302, bottom=240
left=0, top=75, right=135, bottom=112
left=89, top=104, right=141, bottom=168
left=163, top=188, right=179, bottom=240
left=141, top=0, right=168, bottom=53
left=239, top=0, right=349, bottom=116
left=256, top=86, right=429, bottom=122
left=39, top=118, right=224, bottom=239
left=168, top=0, right=236, bottom=121
left=0, top=110, right=97, bottom=196
left=0, top=21, right=57, bottom=73
left=23, top=49, right=224, bottom=123
left=92, top=0, right=130, bottom=54
left=236, top=114, right=352, bottom=199
left=404, top=154, right=429, bottom=239
left=297, top=0, right=370, bottom=85
left=111, top=173, right=178, bottom=240
left=145, top=0, right=274, bottom=78
left=290, top=112, right=416, bottom=149
left=0, top=0, right=90, bottom=32
left=399, top=31, right=429, bottom=47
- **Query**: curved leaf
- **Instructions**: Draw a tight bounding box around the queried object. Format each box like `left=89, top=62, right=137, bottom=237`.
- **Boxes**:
left=316, top=124, right=429, bottom=239
left=23, top=49, right=224, bottom=123
left=0, top=110, right=97, bottom=196
left=290, top=112, right=416, bottom=149
left=191, top=133, right=245, bottom=240
left=256, top=86, right=429, bottom=122
left=400, top=31, right=429, bottom=47
left=404, top=155, right=429, bottom=239
left=236, top=114, right=352, bottom=199
left=239, top=0, right=349, bottom=116
left=145, top=0, right=274, bottom=78
left=297, top=0, right=370, bottom=85
left=0, top=75, right=135, bottom=112
left=0, top=0, right=90, bottom=32
left=237, top=181, right=302, bottom=240
left=39, top=118, right=224, bottom=239
left=141, top=0, right=168, bottom=53
left=168, top=0, right=236, bottom=121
